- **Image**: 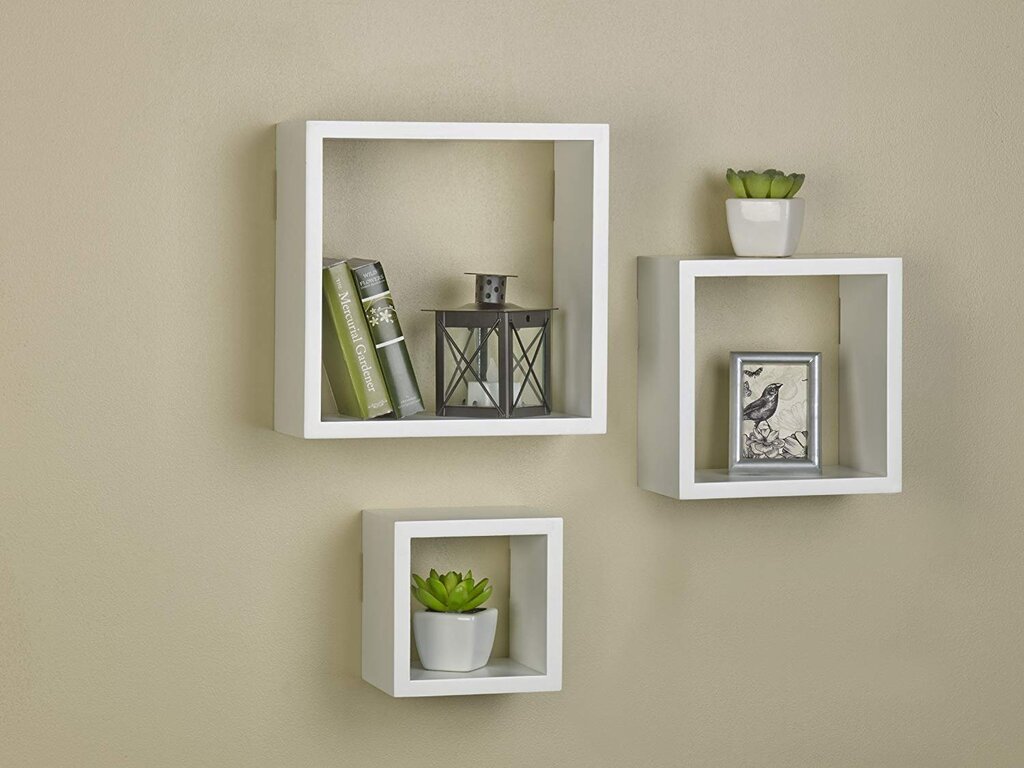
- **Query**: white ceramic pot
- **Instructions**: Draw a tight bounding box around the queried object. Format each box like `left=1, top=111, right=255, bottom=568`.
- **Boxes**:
left=726, top=198, right=805, bottom=257
left=412, top=608, right=498, bottom=672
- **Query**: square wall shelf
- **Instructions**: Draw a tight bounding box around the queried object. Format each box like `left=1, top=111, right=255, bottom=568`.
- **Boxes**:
left=637, top=255, right=902, bottom=500
left=361, top=507, right=562, bottom=697
left=275, top=120, right=609, bottom=438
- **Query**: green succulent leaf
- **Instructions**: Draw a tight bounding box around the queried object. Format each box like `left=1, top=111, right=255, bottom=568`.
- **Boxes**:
left=428, top=575, right=448, bottom=602
left=414, top=586, right=447, bottom=612
left=744, top=172, right=772, bottom=198
left=447, top=581, right=469, bottom=611
left=786, top=173, right=805, bottom=198
left=769, top=174, right=795, bottom=198
left=411, top=573, right=429, bottom=592
left=726, top=168, right=747, bottom=198
left=462, top=586, right=493, bottom=612
left=469, top=578, right=489, bottom=599
left=429, top=568, right=440, bottom=581
left=442, top=571, right=458, bottom=594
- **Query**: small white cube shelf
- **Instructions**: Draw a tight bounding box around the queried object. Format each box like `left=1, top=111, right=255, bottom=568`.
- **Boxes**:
left=637, top=255, right=902, bottom=499
left=361, top=506, right=563, bottom=697
left=275, top=120, right=609, bottom=438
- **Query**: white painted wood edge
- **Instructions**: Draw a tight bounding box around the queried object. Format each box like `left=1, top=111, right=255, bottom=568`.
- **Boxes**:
left=287, top=120, right=608, bottom=142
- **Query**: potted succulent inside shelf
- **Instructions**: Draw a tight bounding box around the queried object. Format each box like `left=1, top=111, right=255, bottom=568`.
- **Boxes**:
left=412, top=569, right=496, bottom=673
left=725, top=168, right=806, bottom=257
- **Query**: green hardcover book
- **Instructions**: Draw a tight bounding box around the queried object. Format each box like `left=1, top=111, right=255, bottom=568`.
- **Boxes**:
left=322, top=259, right=393, bottom=419
left=347, top=259, right=425, bottom=419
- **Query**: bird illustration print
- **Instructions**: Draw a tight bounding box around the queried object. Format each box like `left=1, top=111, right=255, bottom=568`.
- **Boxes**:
left=743, top=382, right=783, bottom=428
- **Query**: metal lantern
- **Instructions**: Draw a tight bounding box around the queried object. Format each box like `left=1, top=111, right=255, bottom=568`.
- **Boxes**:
left=429, top=273, right=554, bottom=418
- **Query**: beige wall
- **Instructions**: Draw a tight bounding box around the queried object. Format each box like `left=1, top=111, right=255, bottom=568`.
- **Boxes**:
left=2, top=1, right=1023, bottom=766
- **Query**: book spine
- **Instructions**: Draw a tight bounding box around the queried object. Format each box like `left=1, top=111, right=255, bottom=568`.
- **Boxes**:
left=322, top=262, right=393, bottom=419
left=348, top=261, right=425, bottom=419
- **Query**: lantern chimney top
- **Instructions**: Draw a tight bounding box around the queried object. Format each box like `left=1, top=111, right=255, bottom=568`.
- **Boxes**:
left=466, top=272, right=518, bottom=308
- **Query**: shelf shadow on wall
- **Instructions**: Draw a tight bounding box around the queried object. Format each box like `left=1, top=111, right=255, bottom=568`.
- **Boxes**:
left=234, top=124, right=277, bottom=431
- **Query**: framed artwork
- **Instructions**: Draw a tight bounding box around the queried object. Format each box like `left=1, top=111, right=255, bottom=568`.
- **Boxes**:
left=729, top=351, right=821, bottom=475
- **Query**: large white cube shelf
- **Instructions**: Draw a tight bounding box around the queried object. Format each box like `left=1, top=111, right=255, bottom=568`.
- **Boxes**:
left=638, top=255, right=902, bottom=499
left=275, top=120, right=609, bottom=438
left=362, top=507, right=562, bottom=697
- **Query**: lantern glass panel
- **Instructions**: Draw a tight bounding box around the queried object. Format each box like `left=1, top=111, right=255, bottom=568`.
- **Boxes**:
left=441, top=324, right=502, bottom=410
left=510, top=320, right=548, bottom=410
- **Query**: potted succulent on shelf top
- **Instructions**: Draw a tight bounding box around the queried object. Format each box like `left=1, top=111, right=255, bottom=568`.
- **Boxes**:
left=411, top=569, right=497, bottom=673
left=725, top=168, right=806, bottom=258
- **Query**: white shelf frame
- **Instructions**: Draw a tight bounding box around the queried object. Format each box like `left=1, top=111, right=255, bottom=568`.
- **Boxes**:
left=361, top=507, right=563, bottom=697
left=637, top=255, right=902, bottom=499
left=275, top=120, right=609, bottom=438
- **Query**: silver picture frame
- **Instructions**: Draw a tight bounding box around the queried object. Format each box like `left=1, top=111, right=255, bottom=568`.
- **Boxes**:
left=729, top=351, right=821, bottom=475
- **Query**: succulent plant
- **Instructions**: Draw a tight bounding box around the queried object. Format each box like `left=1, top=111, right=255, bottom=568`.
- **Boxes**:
left=412, top=569, right=493, bottom=613
left=726, top=168, right=805, bottom=199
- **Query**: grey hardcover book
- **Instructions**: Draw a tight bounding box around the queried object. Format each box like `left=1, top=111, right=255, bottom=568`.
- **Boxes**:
left=347, top=259, right=425, bottom=419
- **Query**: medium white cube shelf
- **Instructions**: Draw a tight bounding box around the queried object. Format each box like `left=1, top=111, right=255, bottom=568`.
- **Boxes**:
left=637, top=255, right=902, bottom=499
left=361, top=507, right=563, bottom=697
left=275, top=120, right=609, bottom=438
